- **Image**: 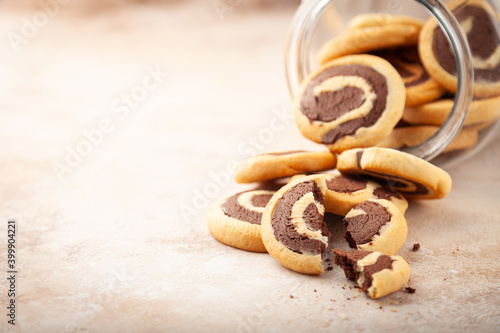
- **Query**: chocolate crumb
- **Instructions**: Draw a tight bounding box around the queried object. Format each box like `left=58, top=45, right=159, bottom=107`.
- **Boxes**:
left=379, top=306, right=383, bottom=309
left=347, top=298, right=350, bottom=300
left=326, top=258, right=331, bottom=262
left=405, top=287, right=416, bottom=294
left=327, top=266, right=333, bottom=271
left=314, top=289, right=317, bottom=292
left=290, top=295, right=294, bottom=299
left=412, top=243, right=420, bottom=251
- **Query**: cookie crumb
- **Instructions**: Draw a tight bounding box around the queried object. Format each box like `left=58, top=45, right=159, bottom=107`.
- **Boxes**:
left=405, top=287, right=416, bottom=294
left=392, top=308, right=397, bottom=313
left=412, top=243, right=420, bottom=251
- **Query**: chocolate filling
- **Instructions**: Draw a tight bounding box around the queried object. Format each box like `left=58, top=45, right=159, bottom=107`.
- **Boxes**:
left=333, top=249, right=370, bottom=281
left=251, top=194, right=273, bottom=208
left=326, top=175, right=367, bottom=193
left=299, top=65, right=388, bottom=144
left=333, top=249, right=394, bottom=292
left=271, top=181, right=330, bottom=255
left=356, top=151, right=430, bottom=195
left=222, top=192, right=271, bottom=225
left=432, top=4, right=500, bottom=81
left=372, top=187, right=398, bottom=201
left=344, top=201, right=392, bottom=248
left=359, top=254, right=394, bottom=292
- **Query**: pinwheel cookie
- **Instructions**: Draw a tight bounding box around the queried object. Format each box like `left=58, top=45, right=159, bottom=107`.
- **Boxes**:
left=261, top=175, right=330, bottom=274
left=419, top=0, right=500, bottom=98
left=207, top=190, right=275, bottom=252
left=319, top=19, right=421, bottom=65
left=323, top=174, right=408, bottom=215
left=343, top=199, right=408, bottom=256
left=372, top=46, right=445, bottom=106
left=295, top=54, right=406, bottom=153
left=234, top=150, right=336, bottom=183
left=337, top=147, right=452, bottom=199
left=333, top=249, right=410, bottom=298
left=402, top=95, right=500, bottom=127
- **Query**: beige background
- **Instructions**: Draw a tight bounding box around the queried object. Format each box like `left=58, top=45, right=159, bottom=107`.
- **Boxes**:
left=0, top=1, right=499, bottom=332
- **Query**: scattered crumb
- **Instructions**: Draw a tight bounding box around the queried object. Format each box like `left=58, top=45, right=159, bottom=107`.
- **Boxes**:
left=314, top=289, right=317, bottom=292
left=391, top=301, right=397, bottom=305
left=338, top=313, right=347, bottom=320
left=444, top=278, right=447, bottom=281
left=412, top=243, right=420, bottom=251
left=456, top=247, right=460, bottom=251
left=326, top=258, right=331, bottom=262
left=290, top=295, right=294, bottom=299
left=327, top=266, right=333, bottom=271
left=405, top=287, right=416, bottom=294
left=379, top=306, right=383, bottom=309
left=452, top=252, right=455, bottom=254
left=392, top=309, right=397, bottom=313
left=347, top=298, right=350, bottom=300
left=342, top=286, right=345, bottom=290
left=353, top=294, right=359, bottom=299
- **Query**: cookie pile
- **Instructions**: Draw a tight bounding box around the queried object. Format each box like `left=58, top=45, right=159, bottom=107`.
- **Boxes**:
left=207, top=3, right=498, bottom=299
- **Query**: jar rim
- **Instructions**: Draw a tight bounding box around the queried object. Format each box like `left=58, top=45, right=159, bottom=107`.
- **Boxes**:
left=285, top=0, right=474, bottom=162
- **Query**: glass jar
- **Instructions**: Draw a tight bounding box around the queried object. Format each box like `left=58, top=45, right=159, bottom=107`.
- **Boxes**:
left=285, top=0, right=500, bottom=168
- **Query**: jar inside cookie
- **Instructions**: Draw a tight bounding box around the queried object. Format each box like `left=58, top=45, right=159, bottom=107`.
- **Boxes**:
left=286, top=0, right=500, bottom=167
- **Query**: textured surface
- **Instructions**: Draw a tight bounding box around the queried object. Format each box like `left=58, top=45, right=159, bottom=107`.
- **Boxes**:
left=0, top=1, right=499, bottom=332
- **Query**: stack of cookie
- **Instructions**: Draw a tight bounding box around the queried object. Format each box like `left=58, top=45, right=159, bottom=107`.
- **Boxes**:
left=207, top=0, right=499, bottom=299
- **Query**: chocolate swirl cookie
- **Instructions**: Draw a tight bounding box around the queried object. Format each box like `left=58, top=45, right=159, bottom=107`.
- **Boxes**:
left=343, top=199, right=408, bottom=255
left=318, top=23, right=421, bottom=65
left=207, top=190, right=275, bottom=252
left=337, top=147, right=452, bottom=199
left=333, top=249, right=411, bottom=298
left=234, top=150, right=336, bottom=183
left=294, top=55, right=406, bottom=153
left=419, top=0, right=500, bottom=98
left=402, top=95, right=500, bottom=127
left=372, top=46, right=445, bottom=106
left=260, top=175, right=330, bottom=274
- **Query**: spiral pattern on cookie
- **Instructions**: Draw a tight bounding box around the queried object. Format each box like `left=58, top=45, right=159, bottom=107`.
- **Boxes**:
left=344, top=200, right=392, bottom=248
left=271, top=180, right=330, bottom=255
left=222, top=190, right=275, bottom=224
left=300, top=64, right=388, bottom=145
left=375, top=47, right=430, bottom=87
left=355, top=151, right=429, bottom=195
left=433, top=3, right=500, bottom=83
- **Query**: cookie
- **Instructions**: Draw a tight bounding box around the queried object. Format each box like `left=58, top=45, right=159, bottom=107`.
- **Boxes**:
left=337, top=147, right=452, bottom=199
left=333, top=249, right=410, bottom=298
left=295, top=54, right=406, bottom=153
left=377, top=125, right=479, bottom=154
left=419, top=0, right=500, bottom=98
left=348, top=13, right=424, bottom=30
left=289, top=173, right=408, bottom=215
left=372, top=47, right=446, bottom=106
left=207, top=190, right=275, bottom=252
left=343, top=199, right=407, bottom=255
left=261, top=175, right=330, bottom=274
left=323, top=173, right=408, bottom=216
left=318, top=24, right=420, bottom=65
left=233, top=150, right=336, bottom=184
left=402, top=95, right=500, bottom=127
